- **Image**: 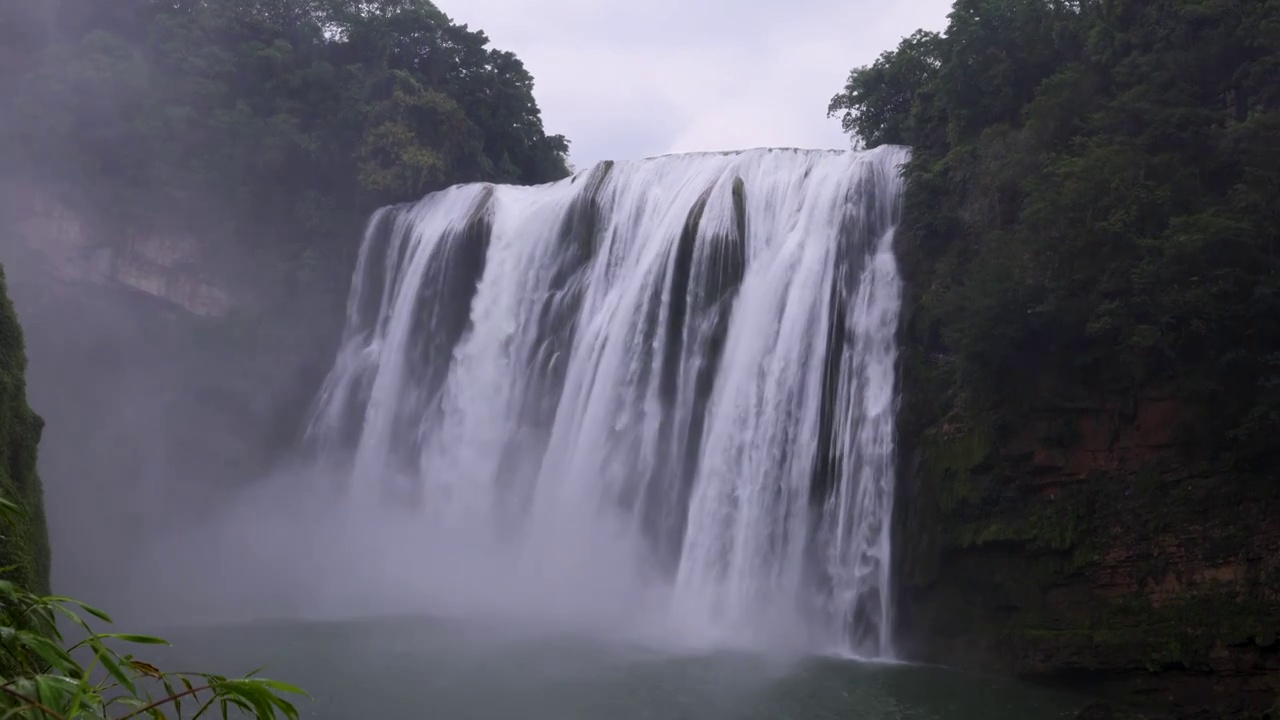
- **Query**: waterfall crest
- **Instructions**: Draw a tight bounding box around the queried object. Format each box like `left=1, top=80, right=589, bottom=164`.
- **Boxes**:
left=304, top=146, right=909, bottom=657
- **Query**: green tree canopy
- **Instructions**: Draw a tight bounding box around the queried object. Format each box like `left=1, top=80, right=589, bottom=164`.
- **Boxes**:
left=1, top=0, right=571, bottom=303
left=833, top=0, right=1280, bottom=467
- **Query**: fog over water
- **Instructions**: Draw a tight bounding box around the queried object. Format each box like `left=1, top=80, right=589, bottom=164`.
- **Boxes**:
left=1, top=107, right=1084, bottom=720
left=94, top=147, right=906, bottom=665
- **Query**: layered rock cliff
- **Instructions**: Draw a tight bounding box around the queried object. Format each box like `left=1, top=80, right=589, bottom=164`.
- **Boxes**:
left=2, top=181, right=235, bottom=317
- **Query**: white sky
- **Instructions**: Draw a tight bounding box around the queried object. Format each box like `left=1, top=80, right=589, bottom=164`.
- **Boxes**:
left=440, top=0, right=954, bottom=168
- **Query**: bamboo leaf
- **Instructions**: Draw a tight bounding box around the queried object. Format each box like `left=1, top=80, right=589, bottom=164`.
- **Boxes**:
left=93, top=641, right=137, bottom=695
left=100, top=634, right=170, bottom=646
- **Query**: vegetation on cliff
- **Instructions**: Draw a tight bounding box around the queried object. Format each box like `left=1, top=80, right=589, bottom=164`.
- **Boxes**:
left=1, top=0, right=571, bottom=305
left=832, top=0, right=1279, bottom=716
left=0, top=497, right=304, bottom=718
left=2, top=249, right=303, bottom=717
left=0, top=0, right=574, bottom=580
left=831, top=0, right=1278, bottom=463
left=0, top=266, right=49, bottom=597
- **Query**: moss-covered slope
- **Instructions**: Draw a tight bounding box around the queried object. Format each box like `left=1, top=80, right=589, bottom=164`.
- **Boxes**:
left=0, top=264, right=50, bottom=594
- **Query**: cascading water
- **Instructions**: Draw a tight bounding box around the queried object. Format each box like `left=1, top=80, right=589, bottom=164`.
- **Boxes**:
left=303, top=146, right=909, bottom=658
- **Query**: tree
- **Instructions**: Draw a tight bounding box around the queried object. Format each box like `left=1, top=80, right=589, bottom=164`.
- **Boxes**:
left=836, top=0, right=1280, bottom=466
left=0, top=0, right=571, bottom=268
left=828, top=29, right=942, bottom=148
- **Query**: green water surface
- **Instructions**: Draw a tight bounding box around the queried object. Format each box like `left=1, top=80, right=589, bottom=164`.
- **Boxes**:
left=158, top=616, right=1085, bottom=720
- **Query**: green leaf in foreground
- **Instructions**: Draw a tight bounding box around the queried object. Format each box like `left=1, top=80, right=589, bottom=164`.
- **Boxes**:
left=0, top=565, right=307, bottom=719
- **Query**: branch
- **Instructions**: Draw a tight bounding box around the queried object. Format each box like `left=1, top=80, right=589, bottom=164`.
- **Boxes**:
left=0, top=682, right=67, bottom=720
left=116, top=682, right=213, bottom=720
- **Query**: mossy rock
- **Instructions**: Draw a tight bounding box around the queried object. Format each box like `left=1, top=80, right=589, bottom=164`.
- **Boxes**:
left=0, top=264, right=50, bottom=595
left=731, top=176, right=746, bottom=239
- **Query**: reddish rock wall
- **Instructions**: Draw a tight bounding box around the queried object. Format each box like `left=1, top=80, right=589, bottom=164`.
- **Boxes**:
left=895, top=390, right=1280, bottom=718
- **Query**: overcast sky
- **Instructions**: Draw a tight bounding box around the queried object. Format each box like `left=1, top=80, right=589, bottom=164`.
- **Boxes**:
left=440, top=1, right=954, bottom=169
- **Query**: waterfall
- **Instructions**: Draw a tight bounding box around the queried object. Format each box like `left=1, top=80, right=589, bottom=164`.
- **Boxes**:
left=303, top=146, right=909, bottom=658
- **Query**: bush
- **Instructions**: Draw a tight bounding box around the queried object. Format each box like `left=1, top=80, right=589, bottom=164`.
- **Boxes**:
left=0, top=497, right=306, bottom=719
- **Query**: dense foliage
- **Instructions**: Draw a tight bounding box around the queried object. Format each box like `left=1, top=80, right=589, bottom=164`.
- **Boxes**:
left=0, top=267, right=49, bottom=599
left=832, top=0, right=1280, bottom=467
left=0, top=498, right=304, bottom=719
left=0, top=0, right=570, bottom=300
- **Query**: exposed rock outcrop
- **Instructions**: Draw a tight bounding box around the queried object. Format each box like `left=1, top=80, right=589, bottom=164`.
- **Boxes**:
left=894, top=385, right=1280, bottom=718
left=4, top=182, right=233, bottom=317
left=0, top=180, right=340, bottom=609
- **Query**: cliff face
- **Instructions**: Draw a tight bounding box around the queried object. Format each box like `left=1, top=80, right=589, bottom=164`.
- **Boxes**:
left=0, top=265, right=50, bottom=595
left=867, top=3, right=1280, bottom=712
left=4, top=182, right=234, bottom=317
left=0, top=181, right=342, bottom=608
left=893, top=367, right=1280, bottom=717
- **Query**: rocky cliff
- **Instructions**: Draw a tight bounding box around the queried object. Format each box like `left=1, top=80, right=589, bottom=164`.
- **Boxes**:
left=0, top=264, right=50, bottom=595
left=0, top=180, right=341, bottom=609
left=3, top=181, right=235, bottom=317
left=893, top=346, right=1280, bottom=717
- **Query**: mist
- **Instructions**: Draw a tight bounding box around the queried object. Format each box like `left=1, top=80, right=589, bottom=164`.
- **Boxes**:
left=0, top=187, right=784, bottom=655
left=0, top=148, right=907, bottom=671
left=0, top=159, right=722, bottom=661
left=0, top=0, right=890, bottom=668
left=0, top=201, right=334, bottom=616
left=0, top=0, right=592, bottom=652
left=131, top=462, right=680, bottom=641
